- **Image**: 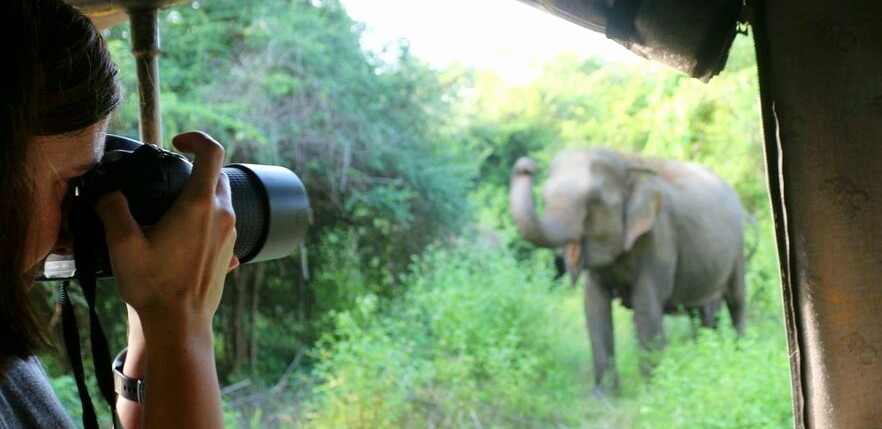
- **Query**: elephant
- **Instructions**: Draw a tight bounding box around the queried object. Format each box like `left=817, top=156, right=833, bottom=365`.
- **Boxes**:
left=509, top=147, right=746, bottom=393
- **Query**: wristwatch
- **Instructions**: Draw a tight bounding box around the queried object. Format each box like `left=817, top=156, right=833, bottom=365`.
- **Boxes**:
left=112, top=348, right=145, bottom=404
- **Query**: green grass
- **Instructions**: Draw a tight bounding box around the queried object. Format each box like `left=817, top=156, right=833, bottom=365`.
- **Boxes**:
left=304, top=246, right=591, bottom=428
left=296, top=243, right=793, bottom=429
left=633, top=325, right=792, bottom=429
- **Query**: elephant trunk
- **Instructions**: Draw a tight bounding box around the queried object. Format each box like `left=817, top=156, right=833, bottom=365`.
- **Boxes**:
left=509, top=157, right=580, bottom=248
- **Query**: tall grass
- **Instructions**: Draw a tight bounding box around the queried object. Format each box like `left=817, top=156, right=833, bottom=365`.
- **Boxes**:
left=306, top=245, right=592, bottom=427
left=634, top=326, right=792, bottom=429
left=300, top=237, right=792, bottom=428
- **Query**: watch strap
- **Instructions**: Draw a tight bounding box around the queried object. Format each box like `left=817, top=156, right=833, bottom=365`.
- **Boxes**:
left=112, top=348, right=145, bottom=404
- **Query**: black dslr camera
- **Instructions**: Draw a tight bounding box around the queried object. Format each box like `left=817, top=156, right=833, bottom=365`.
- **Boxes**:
left=41, top=134, right=310, bottom=280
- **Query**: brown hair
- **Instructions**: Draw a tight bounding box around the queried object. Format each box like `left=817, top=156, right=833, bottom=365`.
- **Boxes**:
left=0, top=0, right=121, bottom=364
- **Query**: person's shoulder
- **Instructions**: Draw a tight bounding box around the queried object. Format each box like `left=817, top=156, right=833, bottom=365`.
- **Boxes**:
left=0, top=354, right=38, bottom=384
left=0, top=355, right=53, bottom=406
left=0, top=355, right=77, bottom=429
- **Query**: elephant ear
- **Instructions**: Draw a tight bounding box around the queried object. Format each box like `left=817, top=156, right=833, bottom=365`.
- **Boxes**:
left=624, top=175, right=662, bottom=251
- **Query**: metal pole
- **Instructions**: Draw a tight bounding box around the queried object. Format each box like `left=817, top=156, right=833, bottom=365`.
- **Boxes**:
left=129, top=9, right=163, bottom=147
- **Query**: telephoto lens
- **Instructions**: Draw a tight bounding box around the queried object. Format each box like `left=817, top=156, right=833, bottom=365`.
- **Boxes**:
left=39, top=134, right=310, bottom=281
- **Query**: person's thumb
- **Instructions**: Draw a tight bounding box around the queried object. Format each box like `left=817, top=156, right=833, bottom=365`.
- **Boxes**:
left=95, top=191, right=144, bottom=251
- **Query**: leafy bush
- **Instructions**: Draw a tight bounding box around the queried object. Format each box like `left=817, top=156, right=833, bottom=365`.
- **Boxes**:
left=286, top=230, right=793, bottom=429
left=296, top=239, right=792, bottom=429
left=305, top=244, right=593, bottom=428
left=744, top=218, right=785, bottom=322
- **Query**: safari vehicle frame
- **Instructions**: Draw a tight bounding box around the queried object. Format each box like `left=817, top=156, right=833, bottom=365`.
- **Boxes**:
left=67, top=0, right=881, bottom=427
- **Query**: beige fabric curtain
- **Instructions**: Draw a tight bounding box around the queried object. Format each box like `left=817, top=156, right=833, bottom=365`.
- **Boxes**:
left=753, top=1, right=882, bottom=427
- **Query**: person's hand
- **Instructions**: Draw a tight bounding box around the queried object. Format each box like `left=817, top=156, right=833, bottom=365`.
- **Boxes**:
left=95, top=131, right=239, bottom=332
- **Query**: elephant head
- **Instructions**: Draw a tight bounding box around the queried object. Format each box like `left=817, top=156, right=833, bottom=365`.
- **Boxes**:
left=509, top=148, right=661, bottom=277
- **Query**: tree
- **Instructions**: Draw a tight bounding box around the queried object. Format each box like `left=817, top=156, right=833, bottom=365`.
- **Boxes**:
left=102, top=0, right=477, bottom=380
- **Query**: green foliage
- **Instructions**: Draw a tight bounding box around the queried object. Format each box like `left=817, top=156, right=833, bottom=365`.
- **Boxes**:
left=305, top=245, right=593, bottom=428
left=278, top=241, right=792, bottom=429
left=49, top=374, right=113, bottom=429
left=745, top=218, right=785, bottom=321
left=635, top=326, right=792, bottom=429
left=310, top=228, right=375, bottom=316
left=48, top=375, right=83, bottom=428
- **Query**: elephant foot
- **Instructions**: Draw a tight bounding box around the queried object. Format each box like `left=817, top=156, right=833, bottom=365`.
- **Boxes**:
left=592, top=376, right=620, bottom=399
left=592, top=385, right=619, bottom=409
left=591, top=385, right=617, bottom=411
left=593, top=385, right=612, bottom=398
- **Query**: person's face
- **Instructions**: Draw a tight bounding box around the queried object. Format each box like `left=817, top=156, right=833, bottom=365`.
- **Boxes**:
left=23, top=120, right=108, bottom=277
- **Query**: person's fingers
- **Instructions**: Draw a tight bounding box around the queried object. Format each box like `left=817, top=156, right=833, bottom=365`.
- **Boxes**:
left=215, top=170, right=233, bottom=210
left=227, top=256, right=240, bottom=273
left=213, top=170, right=237, bottom=248
left=95, top=191, right=144, bottom=251
left=172, top=131, right=225, bottom=199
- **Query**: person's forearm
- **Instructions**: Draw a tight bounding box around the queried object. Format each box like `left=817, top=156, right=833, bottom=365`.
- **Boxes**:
left=118, top=306, right=146, bottom=429
left=141, top=311, right=223, bottom=429
left=117, top=348, right=146, bottom=428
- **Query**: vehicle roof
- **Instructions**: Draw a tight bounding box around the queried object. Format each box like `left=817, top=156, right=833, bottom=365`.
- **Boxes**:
left=68, top=0, right=188, bottom=28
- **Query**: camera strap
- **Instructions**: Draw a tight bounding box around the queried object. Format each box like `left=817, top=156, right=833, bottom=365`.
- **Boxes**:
left=59, top=201, right=121, bottom=428
left=59, top=276, right=119, bottom=428
left=59, top=281, right=99, bottom=428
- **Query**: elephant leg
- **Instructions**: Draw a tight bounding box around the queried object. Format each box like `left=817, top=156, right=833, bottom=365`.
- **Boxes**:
left=584, top=273, right=617, bottom=394
left=685, top=304, right=715, bottom=341
left=631, top=277, right=666, bottom=378
left=699, top=301, right=720, bottom=330
left=684, top=307, right=701, bottom=340
left=724, top=257, right=746, bottom=336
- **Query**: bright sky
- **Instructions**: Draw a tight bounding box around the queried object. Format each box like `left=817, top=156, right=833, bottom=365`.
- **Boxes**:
left=339, top=0, right=642, bottom=84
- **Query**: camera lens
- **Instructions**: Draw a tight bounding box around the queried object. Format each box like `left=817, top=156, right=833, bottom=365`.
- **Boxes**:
left=224, top=164, right=310, bottom=263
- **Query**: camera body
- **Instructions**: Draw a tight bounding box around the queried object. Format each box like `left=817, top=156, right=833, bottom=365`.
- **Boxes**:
left=41, top=134, right=310, bottom=280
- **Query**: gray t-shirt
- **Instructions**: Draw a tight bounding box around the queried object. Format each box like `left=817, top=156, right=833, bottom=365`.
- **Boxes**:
left=0, top=356, right=76, bottom=429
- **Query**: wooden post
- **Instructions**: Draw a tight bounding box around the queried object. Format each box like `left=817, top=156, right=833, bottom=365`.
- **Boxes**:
left=129, top=8, right=163, bottom=147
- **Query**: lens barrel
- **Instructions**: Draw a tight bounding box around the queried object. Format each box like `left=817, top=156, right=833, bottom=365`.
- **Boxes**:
left=225, top=164, right=310, bottom=263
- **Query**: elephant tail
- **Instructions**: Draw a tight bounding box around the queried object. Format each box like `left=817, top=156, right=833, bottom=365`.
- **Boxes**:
left=725, top=253, right=747, bottom=336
